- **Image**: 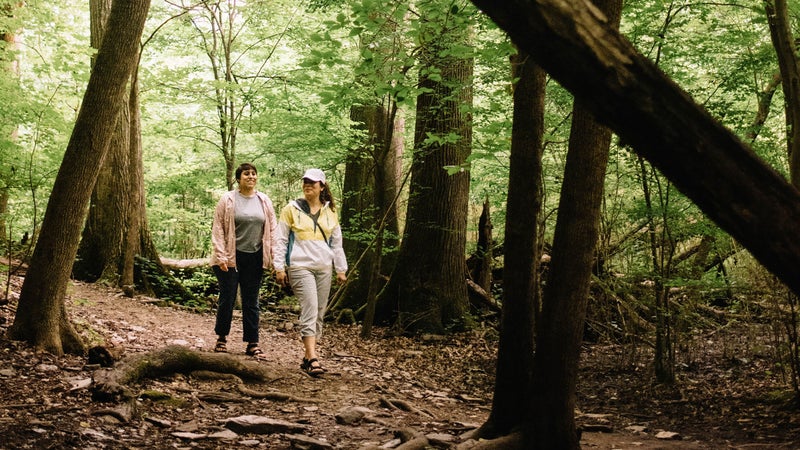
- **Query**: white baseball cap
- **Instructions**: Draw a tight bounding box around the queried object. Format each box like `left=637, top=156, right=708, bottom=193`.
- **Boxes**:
left=301, top=168, right=326, bottom=183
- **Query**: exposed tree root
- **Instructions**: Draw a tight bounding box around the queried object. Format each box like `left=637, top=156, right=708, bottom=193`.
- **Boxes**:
left=91, top=345, right=272, bottom=402
left=90, top=345, right=320, bottom=406
left=236, top=384, right=321, bottom=403
left=395, top=436, right=430, bottom=450
left=379, top=397, right=435, bottom=418
left=455, top=431, right=524, bottom=449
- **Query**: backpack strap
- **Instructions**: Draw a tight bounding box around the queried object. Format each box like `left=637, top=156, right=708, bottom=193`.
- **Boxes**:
left=294, top=198, right=330, bottom=247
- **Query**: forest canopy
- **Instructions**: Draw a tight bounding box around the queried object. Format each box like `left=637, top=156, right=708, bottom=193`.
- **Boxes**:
left=2, top=0, right=786, bottom=265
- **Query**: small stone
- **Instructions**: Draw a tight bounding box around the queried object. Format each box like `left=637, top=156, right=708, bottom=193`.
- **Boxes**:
left=144, top=417, right=172, bottom=428
left=172, top=431, right=208, bottom=440
left=426, top=433, right=456, bottom=444
left=655, top=431, right=681, bottom=440
left=285, top=433, right=333, bottom=450
left=209, top=429, right=238, bottom=440
left=626, top=425, right=648, bottom=434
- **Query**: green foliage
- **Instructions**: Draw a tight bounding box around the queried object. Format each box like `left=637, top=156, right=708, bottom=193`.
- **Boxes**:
left=0, top=0, right=89, bottom=242
left=3, top=0, right=798, bottom=350
left=170, top=268, right=216, bottom=310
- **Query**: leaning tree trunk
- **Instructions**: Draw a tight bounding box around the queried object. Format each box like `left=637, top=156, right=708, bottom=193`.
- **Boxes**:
left=76, top=0, right=187, bottom=300
left=75, top=0, right=136, bottom=285
left=377, top=7, right=473, bottom=334
left=475, top=48, right=545, bottom=440
left=8, top=0, right=151, bottom=356
left=74, top=6, right=133, bottom=283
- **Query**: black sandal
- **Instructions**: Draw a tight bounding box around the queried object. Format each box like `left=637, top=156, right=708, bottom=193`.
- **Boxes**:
left=246, top=343, right=267, bottom=359
left=301, top=358, right=324, bottom=376
left=214, top=339, right=227, bottom=353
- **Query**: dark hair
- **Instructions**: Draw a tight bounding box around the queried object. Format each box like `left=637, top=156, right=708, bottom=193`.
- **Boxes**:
left=320, top=182, right=336, bottom=212
left=235, top=163, right=257, bottom=181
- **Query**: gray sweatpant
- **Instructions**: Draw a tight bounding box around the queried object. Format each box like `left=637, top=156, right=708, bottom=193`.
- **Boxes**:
left=288, top=266, right=333, bottom=338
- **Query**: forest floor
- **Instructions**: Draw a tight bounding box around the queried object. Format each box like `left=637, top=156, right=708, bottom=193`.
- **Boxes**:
left=0, top=273, right=798, bottom=449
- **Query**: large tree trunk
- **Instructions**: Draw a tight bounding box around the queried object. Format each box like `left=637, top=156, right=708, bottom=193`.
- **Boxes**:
left=528, top=2, right=620, bottom=447
left=469, top=0, right=800, bottom=296
left=378, top=7, right=473, bottom=333
left=76, top=0, right=176, bottom=298
left=476, top=48, right=545, bottom=439
left=529, top=97, right=613, bottom=448
left=8, top=0, right=151, bottom=355
left=339, top=102, right=401, bottom=313
left=74, top=0, right=131, bottom=284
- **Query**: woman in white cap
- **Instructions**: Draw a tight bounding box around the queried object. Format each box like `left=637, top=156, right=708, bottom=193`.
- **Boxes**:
left=274, top=168, right=347, bottom=376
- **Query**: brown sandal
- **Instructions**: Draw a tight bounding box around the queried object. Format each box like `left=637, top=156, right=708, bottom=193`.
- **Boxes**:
left=301, top=358, right=324, bottom=376
left=246, top=344, right=267, bottom=359
left=214, top=339, right=227, bottom=353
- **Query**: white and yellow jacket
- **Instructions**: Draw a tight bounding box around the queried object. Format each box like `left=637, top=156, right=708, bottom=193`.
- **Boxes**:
left=273, top=199, right=348, bottom=273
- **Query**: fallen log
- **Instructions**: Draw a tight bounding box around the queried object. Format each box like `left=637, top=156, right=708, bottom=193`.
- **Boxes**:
left=159, top=257, right=209, bottom=270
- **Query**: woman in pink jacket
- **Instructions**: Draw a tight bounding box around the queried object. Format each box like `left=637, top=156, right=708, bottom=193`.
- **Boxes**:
left=210, top=163, right=277, bottom=359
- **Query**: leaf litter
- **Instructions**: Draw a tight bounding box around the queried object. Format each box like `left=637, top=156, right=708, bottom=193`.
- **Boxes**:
left=0, top=277, right=797, bottom=448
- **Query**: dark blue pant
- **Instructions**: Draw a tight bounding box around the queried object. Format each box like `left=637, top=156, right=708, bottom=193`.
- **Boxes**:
left=214, top=250, right=263, bottom=343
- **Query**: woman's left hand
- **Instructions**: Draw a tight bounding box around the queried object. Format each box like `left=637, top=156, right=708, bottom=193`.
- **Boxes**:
left=336, top=272, right=347, bottom=284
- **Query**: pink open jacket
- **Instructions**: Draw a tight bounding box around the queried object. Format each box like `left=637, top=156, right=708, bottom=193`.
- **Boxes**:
left=210, top=190, right=278, bottom=269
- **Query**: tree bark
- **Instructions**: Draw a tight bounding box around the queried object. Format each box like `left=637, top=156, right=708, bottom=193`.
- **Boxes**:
left=469, top=197, right=493, bottom=292
left=123, top=64, right=144, bottom=291
left=8, top=0, right=151, bottom=355
left=75, top=0, right=170, bottom=298
left=74, top=0, right=131, bottom=284
left=469, top=0, right=800, bottom=297
left=378, top=7, right=473, bottom=333
left=530, top=24, right=618, bottom=444
left=528, top=1, right=620, bottom=443
left=478, top=48, right=545, bottom=438
left=340, top=103, right=401, bottom=314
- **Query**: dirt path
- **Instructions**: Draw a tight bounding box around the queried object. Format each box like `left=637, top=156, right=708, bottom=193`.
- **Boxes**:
left=0, top=279, right=795, bottom=448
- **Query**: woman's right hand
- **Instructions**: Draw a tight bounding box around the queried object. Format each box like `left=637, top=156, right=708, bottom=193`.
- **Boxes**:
left=275, top=270, right=287, bottom=286
left=219, top=262, right=229, bottom=272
